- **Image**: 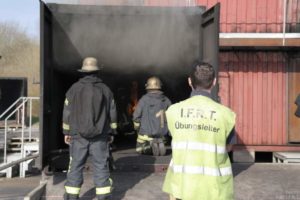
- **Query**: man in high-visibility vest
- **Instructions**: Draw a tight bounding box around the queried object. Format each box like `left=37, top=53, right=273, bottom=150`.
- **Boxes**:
left=162, top=61, right=236, bottom=200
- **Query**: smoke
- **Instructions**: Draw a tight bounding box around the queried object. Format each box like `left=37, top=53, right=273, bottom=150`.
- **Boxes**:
left=47, top=3, right=204, bottom=76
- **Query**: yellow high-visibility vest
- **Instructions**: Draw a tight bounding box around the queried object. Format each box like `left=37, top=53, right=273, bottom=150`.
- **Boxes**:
left=163, top=94, right=236, bottom=200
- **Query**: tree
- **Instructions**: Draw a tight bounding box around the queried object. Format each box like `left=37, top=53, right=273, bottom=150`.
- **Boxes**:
left=0, top=22, right=39, bottom=68
left=0, top=21, right=40, bottom=116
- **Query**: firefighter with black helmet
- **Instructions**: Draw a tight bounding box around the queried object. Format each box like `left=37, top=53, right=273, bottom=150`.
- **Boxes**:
left=133, top=76, right=171, bottom=156
left=62, top=57, right=117, bottom=200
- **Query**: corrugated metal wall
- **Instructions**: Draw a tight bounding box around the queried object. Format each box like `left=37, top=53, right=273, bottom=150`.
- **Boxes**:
left=197, top=0, right=300, bottom=33
left=288, top=57, right=300, bottom=142
left=78, top=0, right=300, bottom=32
left=219, top=52, right=287, bottom=145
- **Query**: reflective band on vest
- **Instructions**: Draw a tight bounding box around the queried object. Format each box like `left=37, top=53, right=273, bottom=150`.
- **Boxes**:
left=169, top=161, right=232, bottom=176
left=65, top=186, right=80, bottom=195
left=172, top=141, right=226, bottom=154
left=96, top=186, right=111, bottom=195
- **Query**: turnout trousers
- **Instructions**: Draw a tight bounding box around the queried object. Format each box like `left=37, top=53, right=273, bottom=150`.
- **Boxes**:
left=65, top=135, right=112, bottom=200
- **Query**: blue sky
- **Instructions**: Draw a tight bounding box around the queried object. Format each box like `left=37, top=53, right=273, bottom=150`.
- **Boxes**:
left=0, top=0, right=40, bottom=38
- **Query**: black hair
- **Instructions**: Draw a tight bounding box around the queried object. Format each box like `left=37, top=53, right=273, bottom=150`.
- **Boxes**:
left=190, top=61, right=215, bottom=90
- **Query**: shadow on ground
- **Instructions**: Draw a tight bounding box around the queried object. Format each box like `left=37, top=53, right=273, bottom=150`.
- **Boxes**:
left=79, top=155, right=158, bottom=200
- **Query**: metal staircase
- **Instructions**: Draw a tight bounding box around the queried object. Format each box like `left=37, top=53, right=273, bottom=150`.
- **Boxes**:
left=0, top=97, right=39, bottom=178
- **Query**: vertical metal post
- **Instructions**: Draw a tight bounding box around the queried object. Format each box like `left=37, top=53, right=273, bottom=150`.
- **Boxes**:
left=283, top=0, right=287, bottom=46
left=29, top=99, right=32, bottom=142
left=20, top=98, right=26, bottom=178
left=17, top=109, right=20, bottom=125
left=186, top=0, right=191, bottom=6
left=4, top=120, right=7, bottom=164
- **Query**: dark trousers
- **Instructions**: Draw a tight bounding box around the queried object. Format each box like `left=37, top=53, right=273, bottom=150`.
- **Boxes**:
left=65, top=135, right=111, bottom=199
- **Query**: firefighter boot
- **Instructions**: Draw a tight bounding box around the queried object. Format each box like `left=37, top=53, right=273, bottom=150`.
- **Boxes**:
left=64, top=193, right=79, bottom=200
left=151, top=139, right=160, bottom=156
left=97, top=194, right=112, bottom=200
left=158, top=138, right=166, bottom=156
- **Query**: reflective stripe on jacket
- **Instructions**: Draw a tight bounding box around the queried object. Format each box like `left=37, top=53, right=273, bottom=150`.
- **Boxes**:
left=162, top=93, right=236, bottom=200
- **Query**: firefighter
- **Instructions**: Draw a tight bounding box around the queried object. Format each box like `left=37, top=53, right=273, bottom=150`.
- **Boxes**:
left=162, top=61, right=236, bottom=200
left=62, top=57, right=117, bottom=200
left=133, top=76, right=171, bottom=156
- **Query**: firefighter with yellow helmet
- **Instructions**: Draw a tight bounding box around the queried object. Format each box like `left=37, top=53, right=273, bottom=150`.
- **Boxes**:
left=133, top=76, right=171, bottom=156
left=162, top=61, right=236, bottom=200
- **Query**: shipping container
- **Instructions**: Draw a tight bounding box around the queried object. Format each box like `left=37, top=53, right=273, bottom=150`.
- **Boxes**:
left=219, top=51, right=300, bottom=152
left=197, top=0, right=300, bottom=33
left=50, top=0, right=300, bottom=33
left=39, top=1, right=220, bottom=169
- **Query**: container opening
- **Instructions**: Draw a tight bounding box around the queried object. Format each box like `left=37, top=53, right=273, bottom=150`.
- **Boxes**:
left=52, top=69, right=190, bottom=151
left=0, top=78, right=27, bottom=119
left=41, top=3, right=221, bottom=169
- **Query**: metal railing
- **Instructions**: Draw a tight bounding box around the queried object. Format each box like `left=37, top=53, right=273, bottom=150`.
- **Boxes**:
left=0, top=153, right=39, bottom=172
left=0, top=97, right=39, bottom=178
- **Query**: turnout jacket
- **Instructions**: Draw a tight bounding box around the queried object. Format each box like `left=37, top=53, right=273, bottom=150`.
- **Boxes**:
left=62, top=75, right=117, bottom=138
left=133, top=91, right=171, bottom=137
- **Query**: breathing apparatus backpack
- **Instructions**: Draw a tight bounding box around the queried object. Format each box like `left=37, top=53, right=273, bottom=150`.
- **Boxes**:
left=69, top=82, right=106, bottom=138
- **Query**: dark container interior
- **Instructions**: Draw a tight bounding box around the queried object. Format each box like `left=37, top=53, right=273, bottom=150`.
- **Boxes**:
left=0, top=78, right=27, bottom=119
left=40, top=2, right=220, bottom=169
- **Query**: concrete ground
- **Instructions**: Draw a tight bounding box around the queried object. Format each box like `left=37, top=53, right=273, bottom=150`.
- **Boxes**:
left=41, top=163, right=300, bottom=200
left=0, top=175, right=40, bottom=200
left=1, top=147, right=300, bottom=200
left=233, top=164, right=300, bottom=200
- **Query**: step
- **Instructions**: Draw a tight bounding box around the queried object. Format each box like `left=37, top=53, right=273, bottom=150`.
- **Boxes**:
left=11, top=138, right=39, bottom=142
left=7, top=148, right=21, bottom=152
left=8, top=143, right=21, bottom=148
left=8, top=142, right=39, bottom=153
left=8, top=141, right=38, bottom=145
left=273, top=152, right=300, bottom=163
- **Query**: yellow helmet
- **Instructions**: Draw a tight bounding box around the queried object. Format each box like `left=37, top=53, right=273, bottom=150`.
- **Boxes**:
left=78, top=57, right=101, bottom=72
left=145, top=76, right=162, bottom=90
